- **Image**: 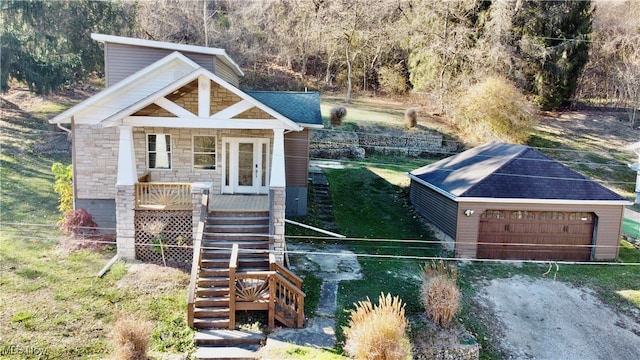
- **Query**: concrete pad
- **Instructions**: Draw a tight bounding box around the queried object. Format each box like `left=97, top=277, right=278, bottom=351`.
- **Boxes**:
left=267, top=317, right=337, bottom=349
left=193, top=345, right=260, bottom=360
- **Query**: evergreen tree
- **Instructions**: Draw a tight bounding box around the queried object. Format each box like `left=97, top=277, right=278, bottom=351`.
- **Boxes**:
left=0, top=0, right=135, bottom=94
left=513, top=0, right=593, bottom=110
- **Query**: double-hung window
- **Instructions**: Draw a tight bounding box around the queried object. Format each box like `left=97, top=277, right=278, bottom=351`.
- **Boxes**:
left=147, top=134, right=171, bottom=169
left=193, top=135, right=217, bottom=170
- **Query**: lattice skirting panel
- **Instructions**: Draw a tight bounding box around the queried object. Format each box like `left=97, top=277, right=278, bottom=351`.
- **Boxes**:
left=135, top=210, right=193, bottom=269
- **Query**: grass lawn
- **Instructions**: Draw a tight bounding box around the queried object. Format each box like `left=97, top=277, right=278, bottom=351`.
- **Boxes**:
left=1, top=91, right=195, bottom=359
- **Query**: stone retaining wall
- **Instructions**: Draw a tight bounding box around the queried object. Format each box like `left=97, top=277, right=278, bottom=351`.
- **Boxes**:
left=309, top=128, right=455, bottom=159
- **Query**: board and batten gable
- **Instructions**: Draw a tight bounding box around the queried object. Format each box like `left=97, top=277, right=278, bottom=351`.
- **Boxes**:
left=455, top=201, right=624, bottom=260
left=103, top=43, right=239, bottom=87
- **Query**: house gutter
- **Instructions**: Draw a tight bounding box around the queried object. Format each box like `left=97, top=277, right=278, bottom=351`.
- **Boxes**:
left=97, top=254, right=119, bottom=278
left=57, top=122, right=72, bottom=133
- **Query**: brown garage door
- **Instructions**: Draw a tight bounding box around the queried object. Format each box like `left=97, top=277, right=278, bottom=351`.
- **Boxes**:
left=477, top=210, right=595, bottom=261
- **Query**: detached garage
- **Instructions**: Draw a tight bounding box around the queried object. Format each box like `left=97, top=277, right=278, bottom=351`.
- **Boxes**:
left=408, top=142, right=631, bottom=261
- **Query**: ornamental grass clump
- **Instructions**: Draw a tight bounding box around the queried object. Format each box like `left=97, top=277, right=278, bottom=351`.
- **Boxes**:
left=111, top=316, right=151, bottom=360
left=421, top=260, right=460, bottom=328
left=343, top=293, right=412, bottom=360
left=330, top=106, right=347, bottom=126
left=405, top=108, right=418, bottom=128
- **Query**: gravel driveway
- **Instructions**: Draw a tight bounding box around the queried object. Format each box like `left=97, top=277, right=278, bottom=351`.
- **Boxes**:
left=475, top=276, right=640, bottom=360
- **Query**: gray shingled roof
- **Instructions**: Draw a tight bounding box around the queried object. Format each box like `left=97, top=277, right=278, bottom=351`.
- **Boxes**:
left=245, top=91, right=322, bottom=126
left=409, top=142, right=627, bottom=201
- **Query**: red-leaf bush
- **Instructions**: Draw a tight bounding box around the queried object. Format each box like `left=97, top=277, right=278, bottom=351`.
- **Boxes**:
left=59, top=208, right=98, bottom=235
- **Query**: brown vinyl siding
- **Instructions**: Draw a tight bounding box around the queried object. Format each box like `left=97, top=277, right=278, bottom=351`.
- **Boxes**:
left=285, top=129, right=310, bottom=187
left=410, top=180, right=458, bottom=239
left=104, top=43, right=218, bottom=87
left=456, top=201, right=624, bottom=260
left=214, top=59, right=240, bottom=87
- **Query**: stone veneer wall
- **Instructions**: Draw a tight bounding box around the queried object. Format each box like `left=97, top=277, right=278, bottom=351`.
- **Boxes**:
left=74, top=124, right=120, bottom=199
left=115, top=185, right=136, bottom=259
left=74, top=123, right=271, bottom=200
left=269, top=187, right=286, bottom=264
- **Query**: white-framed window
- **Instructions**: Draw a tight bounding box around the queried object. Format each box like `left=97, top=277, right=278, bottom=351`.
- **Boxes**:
left=147, top=134, right=172, bottom=170
left=193, top=135, right=217, bottom=170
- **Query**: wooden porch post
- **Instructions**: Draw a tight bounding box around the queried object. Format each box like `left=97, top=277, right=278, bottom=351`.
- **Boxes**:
left=116, top=125, right=137, bottom=186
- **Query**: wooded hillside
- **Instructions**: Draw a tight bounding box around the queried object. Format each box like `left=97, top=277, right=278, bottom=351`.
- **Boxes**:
left=2, top=0, right=639, bottom=123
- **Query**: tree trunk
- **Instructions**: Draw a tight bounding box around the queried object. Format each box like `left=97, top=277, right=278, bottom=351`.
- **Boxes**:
left=346, top=46, right=353, bottom=103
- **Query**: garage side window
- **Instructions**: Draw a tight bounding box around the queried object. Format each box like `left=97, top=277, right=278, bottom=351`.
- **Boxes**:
left=540, top=211, right=564, bottom=220
left=147, top=134, right=171, bottom=170
left=193, top=135, right=217, bottom=170
left=510, top=211, right=536, bottom=219
left=570, top=212, right=593, bottom=221
left=481, top=210, right=505, bottom=219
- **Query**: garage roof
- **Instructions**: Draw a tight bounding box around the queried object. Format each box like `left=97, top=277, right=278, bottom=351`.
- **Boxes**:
left=409, top=142, right=628, bottom=202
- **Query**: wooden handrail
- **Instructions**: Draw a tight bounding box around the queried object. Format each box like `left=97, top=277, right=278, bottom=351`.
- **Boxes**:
left=270, top=254, right=303, bottom=289
left=228, top=243, right=238, bottom=330
left=273, top=272, right=305, bottom=327
left=187, top=190, right=209, bottom=328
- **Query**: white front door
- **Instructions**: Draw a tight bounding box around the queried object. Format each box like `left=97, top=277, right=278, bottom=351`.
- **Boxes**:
left=222, top=138, right=270, bottom=194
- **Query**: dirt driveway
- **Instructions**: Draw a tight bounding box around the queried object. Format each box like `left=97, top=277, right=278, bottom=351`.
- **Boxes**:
left=475, top=276, right=640, bottom=360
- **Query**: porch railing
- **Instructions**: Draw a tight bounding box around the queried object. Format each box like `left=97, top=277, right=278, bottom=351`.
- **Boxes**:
left=135, top=182, right=192, bottom=210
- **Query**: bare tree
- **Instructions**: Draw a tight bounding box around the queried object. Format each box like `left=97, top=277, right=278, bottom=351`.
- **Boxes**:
left=577, top=0, right=640, bottom=127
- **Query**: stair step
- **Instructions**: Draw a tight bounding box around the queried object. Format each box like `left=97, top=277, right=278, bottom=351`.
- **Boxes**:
left=238, top=257, right=269, bottom=267
left=202, top=241, right=270, bottom=250
left=205, top=224, right=270, bottom=233
left=210, top=211, right=269, bottom=218
left=236, top=266, right=270, bottom=272
left=203, top=234, right=270, bottom=241
left=198, top=277, right=230, bottom=287
left=208, top=216, right=269, bottom=226
left=201, top=258, right=231, bottom=268
left=193, top=318, right=231, bottom=329
left=201, top=249, right=233, bottom=259
left=194, top=329, right=265, bottom=346
left=194, top=307, right=231, bottom=318
left=197, top=287, right=231, bottom=297
left=199, top=268, right=230, bottom=276
left=193, top=345, right=261, bottom=360
left=195, top=296, right=230, bottom=307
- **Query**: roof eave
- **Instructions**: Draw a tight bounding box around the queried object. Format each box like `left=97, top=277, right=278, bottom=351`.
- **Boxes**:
left=457, top=197, right=632, bottom=206
left=49, top=51, right=200, bottom=125
left=407, top=172, right=458, bottom=201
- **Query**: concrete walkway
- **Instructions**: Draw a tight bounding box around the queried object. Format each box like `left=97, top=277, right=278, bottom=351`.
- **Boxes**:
left=261, top=244, right=362, bottom=354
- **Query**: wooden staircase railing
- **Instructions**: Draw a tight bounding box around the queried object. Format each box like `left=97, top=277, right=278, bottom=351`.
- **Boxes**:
left=188, top=192, right=304, bottom=330
left=227, top=245, right=306, bottom=329
left=187, top=190, right=209, bottom=327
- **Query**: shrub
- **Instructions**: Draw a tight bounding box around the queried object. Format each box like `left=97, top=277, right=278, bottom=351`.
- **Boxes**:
left=379, top=64, right=408, bottom=95
left=421, top=260, right=460, bottom=328
left=405, top=108, right=418, bottom=128
left=330, top=106, right=347, bottom=126
left=343, top=293, right=412, bottom=360
left=59, top=208, right=98, bottom=235
left=450, top=76, right=535, bottom=144
left=111, top=316, right=152, bottom=360
left=52, top=162, right=73, bottom=213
